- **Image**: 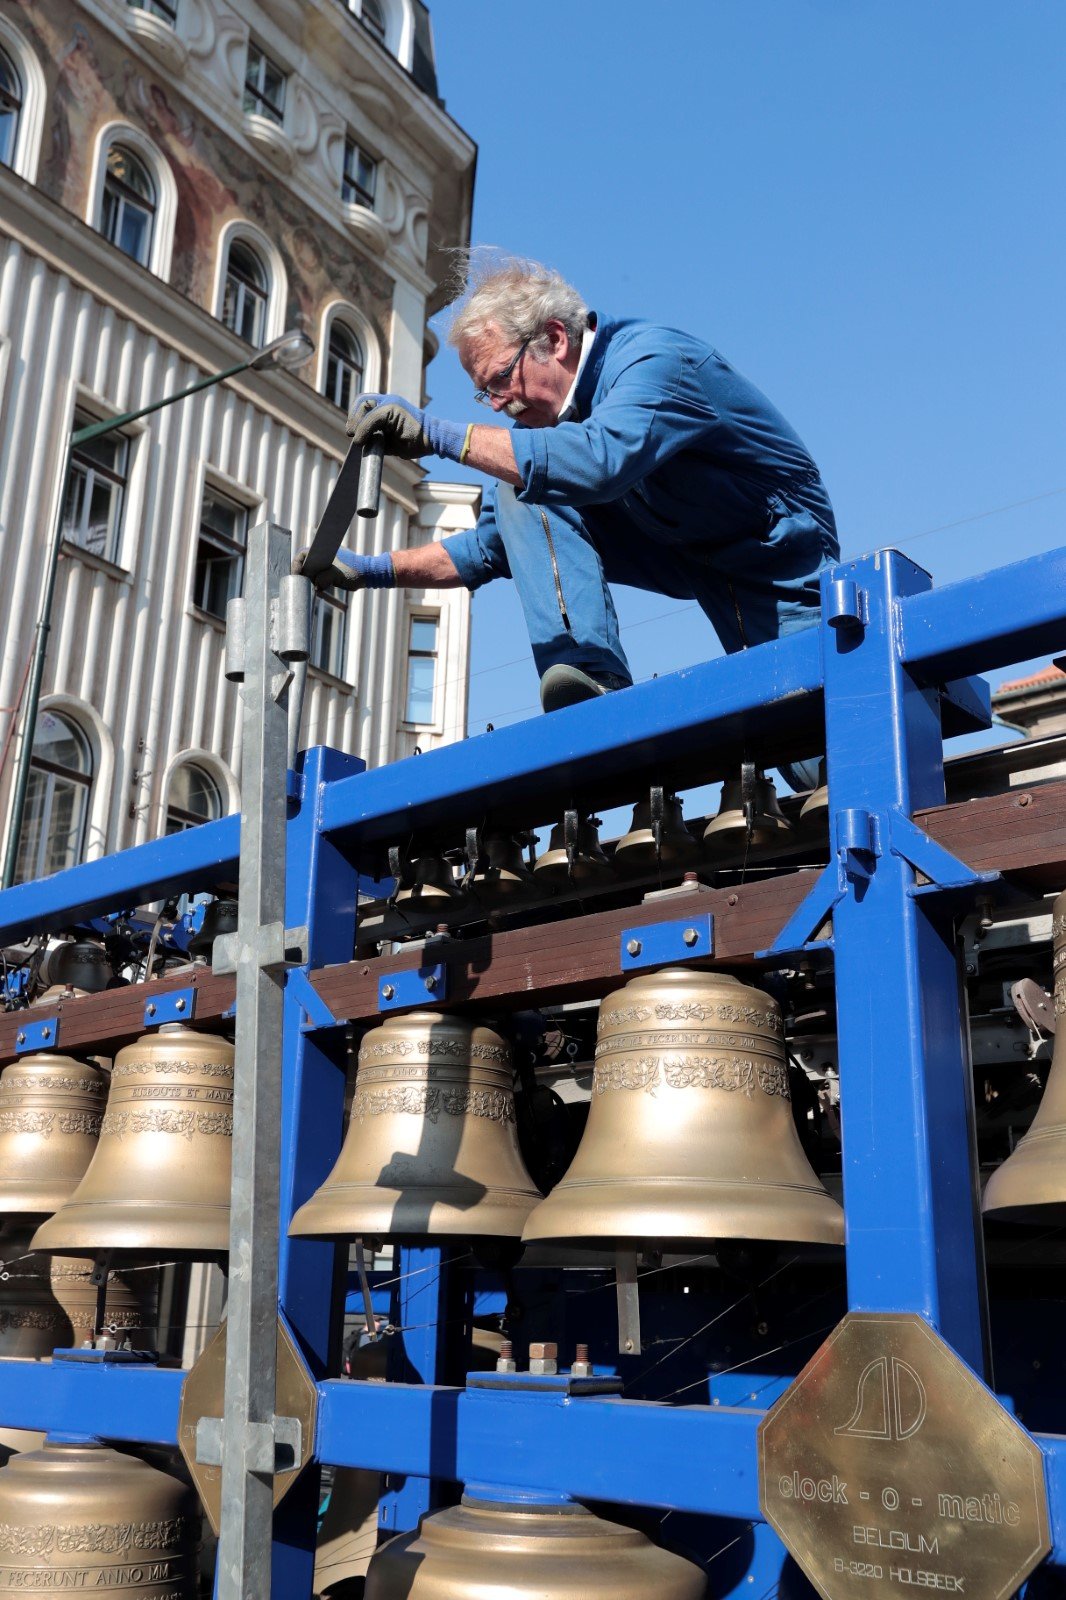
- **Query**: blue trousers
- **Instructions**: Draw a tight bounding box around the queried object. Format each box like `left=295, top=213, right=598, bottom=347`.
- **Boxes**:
left=485, top=487, right=830, bottom=791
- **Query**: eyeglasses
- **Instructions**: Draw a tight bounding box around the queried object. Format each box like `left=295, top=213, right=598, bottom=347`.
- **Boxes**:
left=473, top=338, right=530, bottom=406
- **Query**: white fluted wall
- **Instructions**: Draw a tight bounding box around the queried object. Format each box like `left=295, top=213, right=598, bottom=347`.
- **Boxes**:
left=0, top=239, right=473, bottom=862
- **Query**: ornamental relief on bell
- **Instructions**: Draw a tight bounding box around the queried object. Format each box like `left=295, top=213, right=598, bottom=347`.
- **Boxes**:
left=351, top=1085, right=515, bottom=1126
left=593, top=1055, right=790, bottom=1099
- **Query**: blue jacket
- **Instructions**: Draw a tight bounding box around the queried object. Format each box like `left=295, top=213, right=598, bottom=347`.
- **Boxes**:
left=445, top=312, right=838, bottom=611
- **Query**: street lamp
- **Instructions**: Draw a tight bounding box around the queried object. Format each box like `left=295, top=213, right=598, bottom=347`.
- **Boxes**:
left=1, top=329, right=316, bottom=889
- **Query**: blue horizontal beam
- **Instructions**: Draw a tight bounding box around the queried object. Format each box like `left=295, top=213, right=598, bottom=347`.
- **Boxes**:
left=0, top=816, right=240, bottom=945
left=0, top=1360, right=183, bottom=1445
left=320, top=630, right=823, bottom=844
left=900, top=544, right=1066, bottom=681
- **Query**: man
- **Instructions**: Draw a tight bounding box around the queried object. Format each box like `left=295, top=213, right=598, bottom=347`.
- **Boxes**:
left=305, top=254, right=838, bottom=715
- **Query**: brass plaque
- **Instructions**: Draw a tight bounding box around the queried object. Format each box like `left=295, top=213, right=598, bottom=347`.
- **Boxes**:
left=177, top=1314, right=318, bottom=1536
left=758, top=1314, right=1050, bottom=1600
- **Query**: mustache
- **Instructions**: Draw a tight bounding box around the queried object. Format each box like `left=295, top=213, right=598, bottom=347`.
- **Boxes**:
left=504, top=399, right=527, bottom=418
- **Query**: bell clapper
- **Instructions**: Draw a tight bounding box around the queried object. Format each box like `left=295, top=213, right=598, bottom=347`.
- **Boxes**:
left=89, top=1250, right=113, bottom=1348
left=353, top=1238, right=378, bottom=1339
left=615, top=1249, right=641, bottom=1356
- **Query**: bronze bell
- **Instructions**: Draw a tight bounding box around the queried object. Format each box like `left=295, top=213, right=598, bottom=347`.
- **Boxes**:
left=187, top=897, right=238, bottom=959
left=614, top=786, right=699, bottom=873
left=49, top=1257, right=156, bottom=1349
left=290, top=1012, right=541, bottom=1241
left=365, top=1492, right=706, bottom=1599
left=0, top=1439, right=200, bottom=1594
left=395, top=849, right=464, bottom=909
left=0, top=1220, right=72, bottom=1359
left=703, top=768, right=794, bottom=856
left=31, top=1025, right=233, bottom=1260
left=48, top=938, right=113, bottom=994
left=534, top=810, right=613, bottom=890
left=522, top=968, right=843, bottom=1249
left=983, top=888, right=1066, bottom=1221
left=0, top=1053, right=106, bottom=1213
left=469, top=828, right=535, bottom=907
left=799, top=758, right=829, bottom=836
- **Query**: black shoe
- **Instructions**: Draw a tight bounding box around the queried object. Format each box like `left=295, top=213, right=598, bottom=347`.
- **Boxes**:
left=539, top=664, right=630, bottom=713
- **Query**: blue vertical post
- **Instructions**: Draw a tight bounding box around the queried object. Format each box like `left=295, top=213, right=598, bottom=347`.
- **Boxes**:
left=272, top=744, right=364, bottom=1593
left=822, top=551, right=989, bottom=1373
left=378, top=1245, right=450, bottom=1535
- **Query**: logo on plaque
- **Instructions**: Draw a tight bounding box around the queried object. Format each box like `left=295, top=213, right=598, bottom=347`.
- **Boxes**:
left=758, top=1313, right=1050, bottom=1600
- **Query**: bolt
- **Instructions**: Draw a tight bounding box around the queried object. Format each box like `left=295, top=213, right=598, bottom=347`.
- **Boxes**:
left=495, top=1339, right=516, bottom=1374
left=626, top=938, right=642, bottom=957
left=176, top=997, right=186, bottom=1013
left=424, top=975, right=437, bottom=992
left=41, top=1027, right=51, bottom=1040
left=146, top=1003, right=156, bottom=1018
left=529, top=1340, right=558, bottom=1376
left=15, top=1033, right=25, bottom=1046
left=682, top=927, right=699, bottom=947
left=1018, top=794, right=1032, bottom=807
left=727, top=894, right=739, bottom=907
left=623, top=1338, right=635, bottom=1354
left=572, top=1342, right=592, bottom=1378
left=381, top=985, right=395, bottom=1001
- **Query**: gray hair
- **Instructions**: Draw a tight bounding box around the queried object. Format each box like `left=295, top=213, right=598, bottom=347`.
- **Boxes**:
left=445, top=248, right=588, bottom=355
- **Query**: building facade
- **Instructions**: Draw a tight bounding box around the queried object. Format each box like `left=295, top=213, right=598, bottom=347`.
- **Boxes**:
left=0, top=0, right=477, bottom=879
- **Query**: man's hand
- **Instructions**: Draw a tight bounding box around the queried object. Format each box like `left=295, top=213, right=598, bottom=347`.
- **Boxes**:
left=348, top=393, right=467, bottom=463
left=291, top=546, right=395, bottom=591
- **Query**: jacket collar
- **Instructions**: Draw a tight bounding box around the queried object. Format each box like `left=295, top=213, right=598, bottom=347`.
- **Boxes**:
left=572, top=311, right=612, bottom=419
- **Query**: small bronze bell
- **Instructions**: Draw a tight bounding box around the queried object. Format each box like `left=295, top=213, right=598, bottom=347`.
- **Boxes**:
left=48, top=938, right=113, bottom=994
left=31, top=1025, right=233, bottom=1260
left=49, top=1257, right=156, bottom=1349
left=469, top=828, right=535, bottom=907
left=290, top=1012, right=541, bottom=1241
left=798, top=758, right=829, bottom=835
left=365, top=1492, right=706, bottom=1599
left=534, top=810, right=613, bottom=890
left=395, top=849, right=464, bottom=909
left=614, top=786, right=699, bottom=874
left=983, top=888, right=1066, bottom=1221
left=0, top=1220, right=72, bottom=1359
left=0, top=1440, right=200, bottom=1594
left=187, top=897, right=238, bottom=959
left=0, top=1053, right=106, bottom=1214
left=703, top=767, right=794, bottom=857
left=523, top=968, right=843, bottom=1249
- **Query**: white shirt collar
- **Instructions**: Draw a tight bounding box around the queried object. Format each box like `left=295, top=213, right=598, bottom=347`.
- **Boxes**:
left=556, top=321, right=597, bottom=422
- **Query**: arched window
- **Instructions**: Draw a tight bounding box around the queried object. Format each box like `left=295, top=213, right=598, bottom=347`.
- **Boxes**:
left=15, top=711, right=93, bottom=883
left=221, top=239, right=268, bottom=347
left=361, top=0, right=387, bottom=44
left=325, top=321, right=365, bottom=413
left=165, top=763, right=223, bottom=834
left=100, top=144, right=156, bottom=266
left=128, top=0, right=178, bottom=21
left=0, top=45, right=22, bottom=169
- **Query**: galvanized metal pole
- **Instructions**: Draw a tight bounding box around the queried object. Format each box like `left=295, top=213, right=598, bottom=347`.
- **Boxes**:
left=214, top=522, right=305, bottom=1599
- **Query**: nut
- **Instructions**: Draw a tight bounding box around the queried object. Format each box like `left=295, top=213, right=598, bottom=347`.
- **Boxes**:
left=625, top=938, right=642, bottom=956
left=424, top=975, right=437, bottom=992
left=528, top=1340, right=558, bottom=1376
left=381, top=984, right=395, bottom=1001
left=175, top=998, right=187, bottom=1013
left=146, top=1003, right=157, bottom=1017
left=682, top=927, right=699, bottom=947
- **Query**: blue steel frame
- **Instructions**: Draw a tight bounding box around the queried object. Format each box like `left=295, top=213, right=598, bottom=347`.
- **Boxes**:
left=1, top=544, right=1066, bottom=1591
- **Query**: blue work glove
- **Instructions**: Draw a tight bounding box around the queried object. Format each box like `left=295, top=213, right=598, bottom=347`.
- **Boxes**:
left=347, top=392, right=467, bottom=463
left=292, top=546, right=395, bottom=590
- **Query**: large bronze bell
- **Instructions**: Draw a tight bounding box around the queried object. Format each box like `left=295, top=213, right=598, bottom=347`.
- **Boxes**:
left=0, top=1439, right=200, bottom=1594
left=365, top=1492, right=706, bottom=1599
left=614, top=786, right=699, bottom=874
left=0, top=1053, right=106, bottom=1214
left=290, top=1012, right=541, bottom=1241
left=703, top=770, right=794, bottom=856
left=523, top=968, right=843, bottom=1248
left=534, top=810, right=613, bottom=890
left=983, top=888, right=1066, bottom=1221
left=31, top=1025, right=233, bottom=1260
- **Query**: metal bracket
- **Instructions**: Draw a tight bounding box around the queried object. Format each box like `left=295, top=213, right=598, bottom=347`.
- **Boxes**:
left=825, top=577, right=867, bottom=631
left=379, top=961, right=449, bottom=1011
left=467, top=1371, right=624, bottom=1397
left=143, top=986, right=196, bottom=1027
left=195, top=1413, right=303, bottom=1475
left=620, top=913, right=714, bottom=971
left=14, top=1016, right=59, bottom=1053
left=287, top=967, right=343, bottom=1031
left=211, top=924, right=309, bottom=977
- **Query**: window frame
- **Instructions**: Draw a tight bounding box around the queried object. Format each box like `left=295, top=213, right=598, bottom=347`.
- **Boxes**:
left=191, top=483, right=249, bottom=623
left=127, top=0, right=178, bottom=22
left=244, top=39, right=287, bottom=126
left=221, top=238, right=268, bottom=348
left=324, top=320, right=365, bottom=413
left=309, top=587, right=349, bottom=681
left=0, top=42, right=22, bottom=170
left=60, top=410, right=131, bottom=568
left=403, top=612, right=440, bottom=727
left=342, top=135, right=378, bottom=210
left=14, top=710, right=93, bottom=884
left=165, top=761, right=223, bottom=834
left=100, top=143, right=157, bottom=268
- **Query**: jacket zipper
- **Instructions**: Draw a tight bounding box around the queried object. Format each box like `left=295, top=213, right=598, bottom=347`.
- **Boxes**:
left=727, top=581, right=749, bottom=648
left=541, top=511, right=573, bottom=632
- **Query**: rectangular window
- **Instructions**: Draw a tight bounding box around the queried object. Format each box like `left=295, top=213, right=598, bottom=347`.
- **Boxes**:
left=244, top=41, right=286, bottom=125
left=404, top=614, right=438, bottom=724
left=342, top=137, right=377, bottom=209
left=310, top=591, right=348, bottom=679
left=193, top=486, right=247, bottom=620
left=60, top=413, right=129, bottom=565
left=128, top=0, right=178, bottom=22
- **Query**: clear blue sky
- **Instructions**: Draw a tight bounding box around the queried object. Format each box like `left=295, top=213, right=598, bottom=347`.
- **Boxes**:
left=426, top=0, right=1065, bottom=747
